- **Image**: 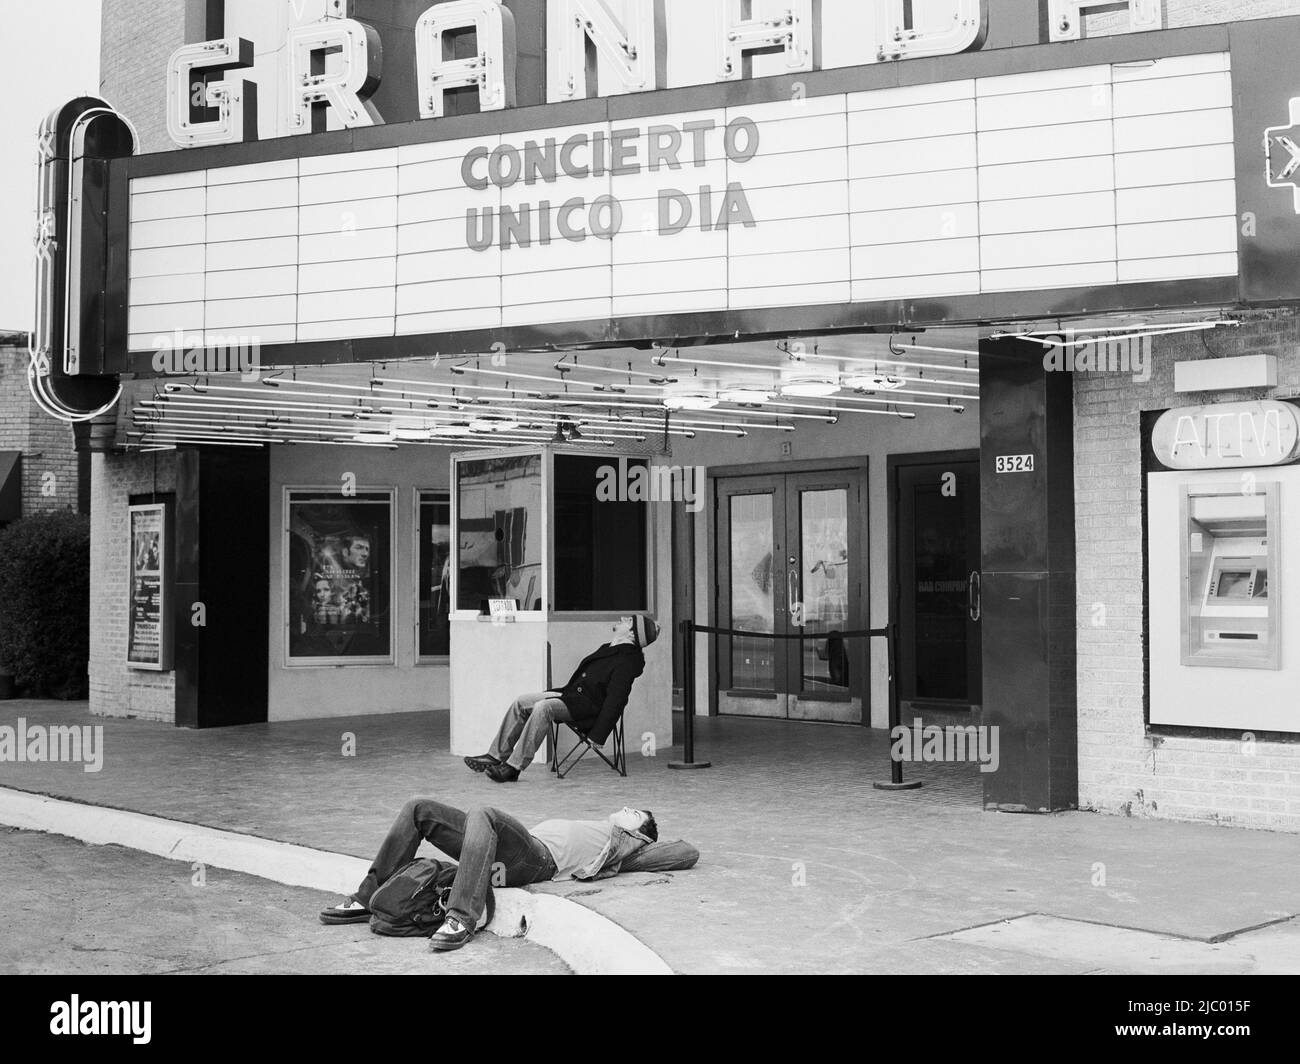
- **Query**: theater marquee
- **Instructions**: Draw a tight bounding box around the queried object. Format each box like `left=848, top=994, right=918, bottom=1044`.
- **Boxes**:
left=31, top=12, right=1300, bottom=388
left=125, top=48, right=1240, bottom=354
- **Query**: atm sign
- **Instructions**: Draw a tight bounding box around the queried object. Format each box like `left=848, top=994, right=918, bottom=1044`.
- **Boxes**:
left=1152, top=401, right=1300, bottom=470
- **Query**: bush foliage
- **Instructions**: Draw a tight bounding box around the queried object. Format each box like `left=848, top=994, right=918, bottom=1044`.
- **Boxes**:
left=0, top=511, right=91, bottom=698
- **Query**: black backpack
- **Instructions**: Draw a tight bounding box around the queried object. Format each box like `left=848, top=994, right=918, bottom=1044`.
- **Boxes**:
left=367, top=858, right=494, bottom=938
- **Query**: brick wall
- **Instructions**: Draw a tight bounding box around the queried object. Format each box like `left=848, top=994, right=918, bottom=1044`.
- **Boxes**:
left=0, top=341, right=79, bottom=516
left=1084, top=0, right=1300, bottom=34
left=89, top=450, right=177, bottom=722
left=99, top=0, right=189, bottom=154
left=1074, top=311, right=1300, bottom=832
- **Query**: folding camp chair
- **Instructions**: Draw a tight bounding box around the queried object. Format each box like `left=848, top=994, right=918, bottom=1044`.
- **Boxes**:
left=544, top=641, right=632, bottom=777
left=550, top=711, right=627, bottom=778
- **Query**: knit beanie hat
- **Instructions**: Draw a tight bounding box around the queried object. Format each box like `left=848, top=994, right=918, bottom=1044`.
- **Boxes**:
left=633, top=615, right=660, bottom=648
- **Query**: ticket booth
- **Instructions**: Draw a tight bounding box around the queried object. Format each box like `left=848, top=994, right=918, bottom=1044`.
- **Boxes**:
left=447, top=447, right=671, bottom=760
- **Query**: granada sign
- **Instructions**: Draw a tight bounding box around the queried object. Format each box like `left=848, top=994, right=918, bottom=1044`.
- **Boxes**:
left=167, top=0, right=1166, bottom=147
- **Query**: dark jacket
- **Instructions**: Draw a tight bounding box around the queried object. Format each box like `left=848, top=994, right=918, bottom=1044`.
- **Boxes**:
left=558, top=641, right=645, bottom=743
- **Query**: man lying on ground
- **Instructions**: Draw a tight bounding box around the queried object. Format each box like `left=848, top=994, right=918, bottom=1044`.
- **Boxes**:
left=319, top=797, right=698, bottom=951
left=464, top=614, right=659, bottom=782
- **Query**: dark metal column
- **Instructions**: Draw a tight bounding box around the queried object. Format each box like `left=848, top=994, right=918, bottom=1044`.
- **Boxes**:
left=978, top=337, right=1078, bottom=812
left=174, top=445, right=270, bottom=728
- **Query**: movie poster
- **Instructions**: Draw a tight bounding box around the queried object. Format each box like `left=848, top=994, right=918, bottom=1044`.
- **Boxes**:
left=287, top=493, right=391, bottom=660
left=127, top=504, right=169, bottom=669
left=419, top=494, right=451, bottom=657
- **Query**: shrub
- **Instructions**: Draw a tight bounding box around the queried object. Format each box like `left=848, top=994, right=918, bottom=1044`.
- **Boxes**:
left=0, top=511, right=91, bottom=698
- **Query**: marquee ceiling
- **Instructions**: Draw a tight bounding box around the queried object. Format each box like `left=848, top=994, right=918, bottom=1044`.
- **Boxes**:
left=122, top=313, right=1236, bottom=451
left=124, top=328, right=984, bottom=451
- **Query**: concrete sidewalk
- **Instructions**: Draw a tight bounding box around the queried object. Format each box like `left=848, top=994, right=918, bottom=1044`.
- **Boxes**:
left=1, top=699, right=1298, bottom=974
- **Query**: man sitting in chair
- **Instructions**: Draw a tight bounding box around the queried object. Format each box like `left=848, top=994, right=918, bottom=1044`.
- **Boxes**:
left=464, top=614, right=659, bottom=783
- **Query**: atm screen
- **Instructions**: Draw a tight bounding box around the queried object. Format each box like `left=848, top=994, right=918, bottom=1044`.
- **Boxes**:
left=1216, top=571, right=1252, bottom=598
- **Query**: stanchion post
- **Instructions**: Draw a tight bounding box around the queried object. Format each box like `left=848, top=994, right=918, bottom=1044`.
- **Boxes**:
left=874, top=620, right=920, bottom=790
left=669, top=618, right=711, bottom=770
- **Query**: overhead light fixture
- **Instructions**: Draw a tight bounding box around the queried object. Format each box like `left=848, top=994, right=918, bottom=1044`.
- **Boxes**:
left=663, top=390, right=719, bottom=411
left=843, top=373, right=906, bottom=391
left=392, top=417, right=436, bottom=441
left=353, top=428, right=396, bottom=444
left=469, top=416, right=521, bottom=432
left=991, top=320, right=1238, bottom=349
left=719, top=384, right=776, bottom=404
left=779, top=377, right=839, bottom=398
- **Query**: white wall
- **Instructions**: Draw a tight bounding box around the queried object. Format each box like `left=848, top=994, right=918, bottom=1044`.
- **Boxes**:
left=267, top=443, right=452, bottom=721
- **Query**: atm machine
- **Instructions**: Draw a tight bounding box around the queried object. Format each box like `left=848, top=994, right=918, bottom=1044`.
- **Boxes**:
left=1180, top=485, right=1279, bottom=670
left=1149, top=469, right=1298, bottom=731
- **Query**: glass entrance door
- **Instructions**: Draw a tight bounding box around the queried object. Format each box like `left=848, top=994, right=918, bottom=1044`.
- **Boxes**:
left=716, top=470, right=865, bottom=723
left=895, top=459, right=982, bottom=714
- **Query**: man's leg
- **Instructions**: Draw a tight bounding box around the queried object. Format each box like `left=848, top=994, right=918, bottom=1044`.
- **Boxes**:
left=486, top=691, right=562, bottom=763
left=504, top=696, right=574, bottom=772
left=352, top=798, right=468, bottom=907
left=442, top=805, right=556, bottom=932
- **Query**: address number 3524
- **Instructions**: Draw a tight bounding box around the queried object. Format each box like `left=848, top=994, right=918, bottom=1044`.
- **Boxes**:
left=995, top=454, right=1035, bottom=474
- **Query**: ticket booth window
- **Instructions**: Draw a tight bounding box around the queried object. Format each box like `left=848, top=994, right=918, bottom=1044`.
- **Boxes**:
left=451, top=449, right=650, bottom=615
left=455, top=453, right=544, bottom=612
left=553, top=454, right=649, bottom=612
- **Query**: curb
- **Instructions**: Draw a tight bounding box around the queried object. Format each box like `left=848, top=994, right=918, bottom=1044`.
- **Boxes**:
left=0, top=786, right=672, bottom=976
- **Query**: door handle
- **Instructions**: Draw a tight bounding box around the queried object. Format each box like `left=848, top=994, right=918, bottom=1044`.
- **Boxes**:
left=968, top=570, right=981, bottom=622
left=787, top=567, right=803, bottom=626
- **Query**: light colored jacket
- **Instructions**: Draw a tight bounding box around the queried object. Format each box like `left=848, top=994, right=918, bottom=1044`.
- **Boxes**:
left=571, top=824, right=654, bottom=881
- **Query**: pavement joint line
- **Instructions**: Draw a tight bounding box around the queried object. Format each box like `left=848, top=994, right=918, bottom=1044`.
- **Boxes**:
left=923, top=910, right=1300, bottom=946
left=0, top=785, right=673, bottom=976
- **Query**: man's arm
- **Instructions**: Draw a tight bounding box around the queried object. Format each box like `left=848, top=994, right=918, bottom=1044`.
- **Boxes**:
left=587, top=653, right=644, bottom=743
left=605, top=653, right=643, bottom=718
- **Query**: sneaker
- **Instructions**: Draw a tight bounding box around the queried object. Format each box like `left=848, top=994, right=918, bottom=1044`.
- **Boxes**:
left=464, top=753, right=500, bottom=773
left=429, top=916, right=474, bottom=951
left=319, top=897, right=371, bottom=925
left=485, top=762, right=520, bottom=783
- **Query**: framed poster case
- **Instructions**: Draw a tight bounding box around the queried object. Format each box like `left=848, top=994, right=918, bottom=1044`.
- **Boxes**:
left=127, top=502, right=173, bottom=670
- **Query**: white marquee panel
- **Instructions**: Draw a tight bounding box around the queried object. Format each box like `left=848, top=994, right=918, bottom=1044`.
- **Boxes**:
left=398, top=245, right=503, bottom=284
left=131, top=245, right=205, bottom=280
left=127, top=50, right=1241, bottom=350
left=205, top=265, right=297, bottom=302
left=207, top=206, right=298, bottom=243
left=396, top=307, right=502, bottom=336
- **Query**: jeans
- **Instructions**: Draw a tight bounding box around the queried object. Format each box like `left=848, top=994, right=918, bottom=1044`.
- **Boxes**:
left=489, top=690, right=575, bottom=771
left=354, top=798, right=557, bottom=929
